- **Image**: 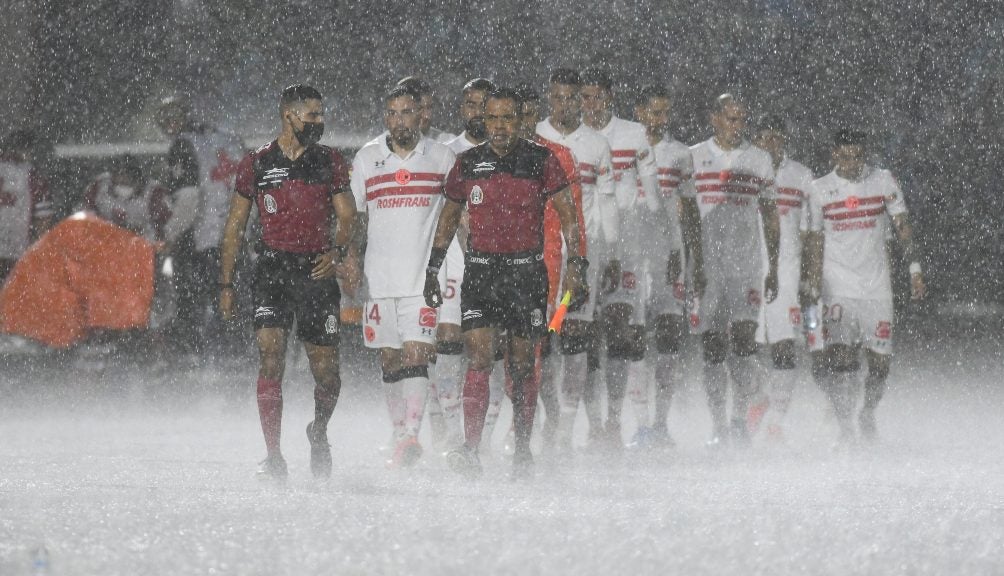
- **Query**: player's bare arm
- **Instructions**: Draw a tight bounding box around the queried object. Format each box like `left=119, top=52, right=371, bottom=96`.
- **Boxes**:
left=893, top=212, right=925, bottom=300
left=551, top=186, right=587, bottom=304
left=310, top=192, right=356, bottom=280
left=218, top=192, right=254, bottom=321
left=680, top=196, right=704, bottom=297
left=800, top=230, right=824, bottom=306
left=760, top=197, right=781, bottom=302
left=424, top=198, right=464, bottom=308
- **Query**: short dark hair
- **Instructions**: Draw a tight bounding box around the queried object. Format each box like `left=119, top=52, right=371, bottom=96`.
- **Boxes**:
left=712, top=92, right=745, bottom=114
left=549, top=68, right=581, bottom=87
left=833, top=128, right=868, bottom=147
left=755, top=114, right=786, bottom=134
left=396, top=76, right=432, bottom=97
left=514, top=83, right=540, bottom=104
left=485, top=87, right=521, bottom=109
left=636, top=85, right=671, bottom=107
left=581, top=68, right=613, bottom=91
left=280, top=84, right=323, bottom=111
left=385, top=85, right=423, bottom=104
left=463, top=78, right=496, bottom=95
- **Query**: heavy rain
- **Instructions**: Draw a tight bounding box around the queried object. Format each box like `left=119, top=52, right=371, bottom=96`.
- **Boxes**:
left=1, top=1, right=1002, bottom=574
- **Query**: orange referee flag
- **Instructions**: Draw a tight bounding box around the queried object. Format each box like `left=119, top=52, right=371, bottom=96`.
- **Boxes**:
left=548, top=291, right=573, bottom=333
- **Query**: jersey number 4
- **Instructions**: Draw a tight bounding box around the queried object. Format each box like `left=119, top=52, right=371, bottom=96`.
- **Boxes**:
left=367, top=303, right=381, bottom=325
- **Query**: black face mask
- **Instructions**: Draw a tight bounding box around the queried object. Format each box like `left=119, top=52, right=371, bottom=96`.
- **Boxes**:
left=467, top=117, right=487, bottom=141
left=292, top=120, right=324, bottom=147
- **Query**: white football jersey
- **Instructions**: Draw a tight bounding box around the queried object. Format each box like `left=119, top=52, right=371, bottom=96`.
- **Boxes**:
left=774, top=156, right=815, bottom=278
left=536, top=119, right=618, bottom=256
left=684, top=138, right=775, bottom=278
left=174, top=127, right=245, bottom=251
left=83, top=172, right=168, bottom=241
left=446, top=132, right=478, bottom=154
left=644, top=137, right=693, bottom=255
left=351, top=136, right=455, bottom=299
left=595, top=116, right=658, bottom=213
left=808, top=165, right=907, bottom=299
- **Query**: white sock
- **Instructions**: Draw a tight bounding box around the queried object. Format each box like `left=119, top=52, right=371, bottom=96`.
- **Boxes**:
left=435, top=352, right=464, bottom=445
left=628, top=359, right=650, bottom=427
left=726, top=354, right=757, bottom=423
left=384, top=379, right=405, bottom=441
left=401, top=375, right=428, bottom=439
left=703, top=362, right=728, bottom=433
left=482, top=358, right=506, bottom=449
left=653, top=352, right=680, bottom=429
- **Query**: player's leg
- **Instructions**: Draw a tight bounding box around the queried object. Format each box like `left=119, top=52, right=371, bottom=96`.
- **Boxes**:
left=394, top=340, right=436, bottom=465
left=506, top=332, right=539, bottom=477
left=556, top=319, right=592, bottom=452
left=602, top=302, right=634, bottom=449
left=727, top=320, right=760, bottom=444
left=256, top=327, right=289, bottom=478
left=296, top=270, right=343, bottom=479
left=536, top=334, right=561, bottom=451
left=432, top=247, right=466, bottom=447
left=483, top=335, right=507, bottom=452
left=702, top=330, right=730, bottom=445
left=652, top=312, right=686, bottom=445
left=860, top=349, right=890, bottom=441
left=761, top=339, right=797, bottom=439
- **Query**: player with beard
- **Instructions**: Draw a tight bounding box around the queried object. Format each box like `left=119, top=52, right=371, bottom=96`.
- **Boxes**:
left=426, top=87, right=585, bottom=479
left=536, top=69, right=618, bottom=453
left=746, top=115, right=816, bottom=440
left=633, top=86, right=704, bottom=447
left=396, top=76, right=455, bottom=144
left=684, top=93, right=779, bottom=447
left=580, top=69, right=660, bottom=449
left=804, top=129, right=925, bottom=444
left=219, top=84, right=356, bottom=481
left=351, top=85, right=456, bottom=467
left=424, top=78, right=496, bottom=452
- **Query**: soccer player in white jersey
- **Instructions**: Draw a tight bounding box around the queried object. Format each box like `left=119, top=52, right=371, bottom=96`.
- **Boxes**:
left=633, top=86, right=705, bottom=446
left=536, top=68, right=619, bottom=452
left=746, top=115, right=817, bottom=440
left=427, top=78, right=496, bottom=451
left=0, top=129, right=53, bottom=283
left=804, top=129, right=925, bottom=443
left=350, top=85, right=457, bottom=467
left=684, top=94, right=780, bottom=447
left=396, top=76, right=455, bottom=144
left=579, top=69, right=660, bottom=448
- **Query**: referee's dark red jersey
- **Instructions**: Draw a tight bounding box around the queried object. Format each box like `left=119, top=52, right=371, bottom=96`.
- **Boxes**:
left=443, top=139, right=569, bottom=253
left=235, top=141, right=350, bottom=253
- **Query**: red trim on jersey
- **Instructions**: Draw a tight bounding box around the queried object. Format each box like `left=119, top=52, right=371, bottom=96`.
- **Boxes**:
left=658, top=168, right=682, bottom=177
left=578, top=162, right=597, bottom=173
left=694, top=171, right=768, bottom=186
left=365, top=185, right=443, bottom=201
left=581, top=177, right=597, bottom=184
left=364, top=172, right=445, bottom=188
left=823, top=195, right=883, bottom=212
left=777, top=187, right=804, bottom=197
left=776, top=198, right=802, bottom=208
left=824, top=207, right=886, bottom=221
left=611, top=150, right=636, bottom=157
left=612, top=162, right=633, bottom=170
left=695, top=183, right=760, bottom=196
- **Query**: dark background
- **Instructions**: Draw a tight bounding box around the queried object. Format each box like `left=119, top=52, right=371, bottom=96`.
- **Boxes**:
left=2, top=0, right=1002, bottom=304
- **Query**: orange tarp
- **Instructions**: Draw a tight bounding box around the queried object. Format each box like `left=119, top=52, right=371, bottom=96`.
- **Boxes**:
left=1, top=213, right=155, bottom=348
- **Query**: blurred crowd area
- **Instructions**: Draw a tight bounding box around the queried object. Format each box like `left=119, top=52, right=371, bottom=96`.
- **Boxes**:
left=0, top=0, right=1002, bottom=365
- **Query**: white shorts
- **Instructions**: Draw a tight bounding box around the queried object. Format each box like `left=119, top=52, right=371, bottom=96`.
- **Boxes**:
left=821, top=296, right=893, bottom=355
left=565, top=237, right=606, bottom=323
left=437, top=239, right=464, bottom=327
left=363, top=295, right=438, bottom=349
left=646, top=255, right=687, bottom=319
left=693, top=273, right=762, bottom=334
left=605, top=252, right=645, bottom=325
left=756, top=264, right=801, bottom=344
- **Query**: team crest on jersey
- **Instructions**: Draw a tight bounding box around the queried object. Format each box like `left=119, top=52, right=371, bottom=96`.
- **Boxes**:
left=395, top=168, right=412, bottom=186
left=419, top=307, right=437, bottom=328
left=845, top=196, right=860, bottom=210
left=470, top=185, right=484, bottom=205
left=263, top=194, right=278, bottom=214
left=325, top=315, right=338, bottom=334
left=530, top=308, right=543, bottom=327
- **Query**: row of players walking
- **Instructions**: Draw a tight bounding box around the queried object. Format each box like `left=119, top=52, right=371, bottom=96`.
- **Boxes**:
left=220, top=70, right=924, bottom=482
left=1, top=67, right=924, bottom=482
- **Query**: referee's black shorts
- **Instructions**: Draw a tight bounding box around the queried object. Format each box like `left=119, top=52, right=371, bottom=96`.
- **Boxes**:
left=461, top=250, right=549, bottom=339
left=252, top=249, right=341, bottom=346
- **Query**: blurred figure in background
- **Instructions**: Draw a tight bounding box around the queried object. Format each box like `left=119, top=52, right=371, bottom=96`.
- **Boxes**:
left=82, top=154, right=171, bottom=241
left=0, top=129, right=53, bottom=284
left=156, top=95, right=246, bottom=364
left=396, top=76, right=455, bottom=143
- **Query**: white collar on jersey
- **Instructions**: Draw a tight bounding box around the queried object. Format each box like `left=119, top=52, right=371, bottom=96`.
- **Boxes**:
left=379, top=132, right=430, bottom=160
left=708, top=137, right=750, bottom=157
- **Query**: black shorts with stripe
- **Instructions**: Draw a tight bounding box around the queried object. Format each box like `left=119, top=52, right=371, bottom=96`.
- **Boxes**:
left=253, top=249, right=341, bottom=346
left=461, top=250, right=549, bottom=339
